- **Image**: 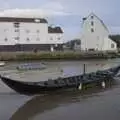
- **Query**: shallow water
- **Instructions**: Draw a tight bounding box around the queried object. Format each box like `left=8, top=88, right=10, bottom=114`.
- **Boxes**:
left=1, top=86, right=120, bottom=120
left=0, top=59, right=120, bottom=120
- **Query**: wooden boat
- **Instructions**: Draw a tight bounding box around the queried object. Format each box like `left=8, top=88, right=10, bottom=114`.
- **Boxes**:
left=16, top=62, right=46, bottom=71
left=0, top=65, right=120, bottom=95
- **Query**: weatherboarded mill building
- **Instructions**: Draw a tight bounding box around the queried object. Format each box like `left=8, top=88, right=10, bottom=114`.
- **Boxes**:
left=81, top=13, right=117, bottom=51
left=0, top=17, right=63, bottom=52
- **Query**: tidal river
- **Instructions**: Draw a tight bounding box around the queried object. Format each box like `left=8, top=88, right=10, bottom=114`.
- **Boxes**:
left=0, top=59, right=120, bottom=120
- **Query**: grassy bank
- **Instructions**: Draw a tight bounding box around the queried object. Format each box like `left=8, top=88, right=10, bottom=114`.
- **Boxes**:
left=0, top=51, right=118, bottom=61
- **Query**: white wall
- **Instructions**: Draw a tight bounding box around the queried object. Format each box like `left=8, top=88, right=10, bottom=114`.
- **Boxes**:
left=81, top=13, right=117, bottom=51
left=48, top=33, right=63, bottom=44
left=102, top=37, right=117, bottom=51
left=19, top=23, right=48, bottom=44
left=0, top=21, right=63, bottom=45
left=0, top=22, right=15, bottom=45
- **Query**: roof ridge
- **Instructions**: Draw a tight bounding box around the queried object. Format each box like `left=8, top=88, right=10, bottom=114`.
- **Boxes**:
left=83, top=13, right=109, bottom=32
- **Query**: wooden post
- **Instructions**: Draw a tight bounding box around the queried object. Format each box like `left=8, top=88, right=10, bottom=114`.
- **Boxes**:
left=101, top=81, right=106, bottom=88
left=83, top=64, right=86, bottom=75
left=78, top=83, right=82, bottom=90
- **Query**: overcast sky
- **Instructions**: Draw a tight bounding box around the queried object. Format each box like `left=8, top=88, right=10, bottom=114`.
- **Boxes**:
left=0, top=0, right=120, bottom=41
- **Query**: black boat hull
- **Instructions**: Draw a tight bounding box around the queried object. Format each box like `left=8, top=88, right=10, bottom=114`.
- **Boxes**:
left=1, top=65, right=120, bottom=95
left=0, top=75, right=114, bottom=95
left=0, top=76, right=68, bottom=95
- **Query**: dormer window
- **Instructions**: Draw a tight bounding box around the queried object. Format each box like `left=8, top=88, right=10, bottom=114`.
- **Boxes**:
left=91, top=16, right=94, bottom=19
left=14, top=22, right=20, bottom=28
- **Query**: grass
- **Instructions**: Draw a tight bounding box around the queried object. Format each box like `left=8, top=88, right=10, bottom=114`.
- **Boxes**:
left=0, top=51, right=118, bottom=61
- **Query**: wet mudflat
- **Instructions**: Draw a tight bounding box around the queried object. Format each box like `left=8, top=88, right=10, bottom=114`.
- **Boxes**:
left=0, top=59, right=120, bottom=120
left=1, top=86, right=120, bottom=120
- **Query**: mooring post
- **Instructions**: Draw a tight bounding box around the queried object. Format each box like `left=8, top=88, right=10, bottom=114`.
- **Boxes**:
left=78, top=64, right=86, bottom=90
left=101, top=81, right=106, bottom=88
left=78, top=83, right=82, bottom=90
left=83, top=64, right=86, bottom=75
left=109, top=79, right=111, bottom=88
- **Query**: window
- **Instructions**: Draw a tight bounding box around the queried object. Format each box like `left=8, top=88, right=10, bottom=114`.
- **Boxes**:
left=91, top=28, right=94, bottom=33
left=88, top=48, right=95, bottom=51
left=15, top=37, right=19, bottom=40
left=76, top=40, right=81, bottom=45
left=54, top=80, right=58, bottom=84
left=15, top=29, right=19, bottom=32
left=55, top=44, right=58, bottom=47
left=26, top=38, right=30, bottom=41
left=91, top=21, right=94, bottom=26
left=111, top=43, right=115, bottom=48
left=97, top=36, right=99, bottom=40
left=36, top=38, right=40, bottom=41
left=4, top=29, right=7, bottom=32
left=96, top=48, right=98, bottom=51
left=26, top=30, right=30, bottom=33
left=36, top=30, right=40, bottom=33
left=57, top=37, right=60, bottom=40
left=14, top=25, right=19, bottom=28
left=50, top=37, right=53, bottom=40
left=4, top=38, right=8, bottom=41
left=91, top=16, right=94, bottom=19
left=44, top=81, right=48, bottom=85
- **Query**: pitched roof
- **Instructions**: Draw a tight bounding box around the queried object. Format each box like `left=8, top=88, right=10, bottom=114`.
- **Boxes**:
left=0, top=17, right=48, bottom=23
left=83, top=13, right=109, bottom=32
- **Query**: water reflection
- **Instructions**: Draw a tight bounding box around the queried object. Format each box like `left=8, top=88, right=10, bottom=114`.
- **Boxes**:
left=10, top=88, right=112, bottom=120
left=0, top=59, right=120, bottom=120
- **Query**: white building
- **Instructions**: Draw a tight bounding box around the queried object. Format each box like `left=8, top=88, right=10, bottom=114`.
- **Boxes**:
left=0, top=17, right=63, bottom=52
left=81, top=13, right=117, bottom=51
